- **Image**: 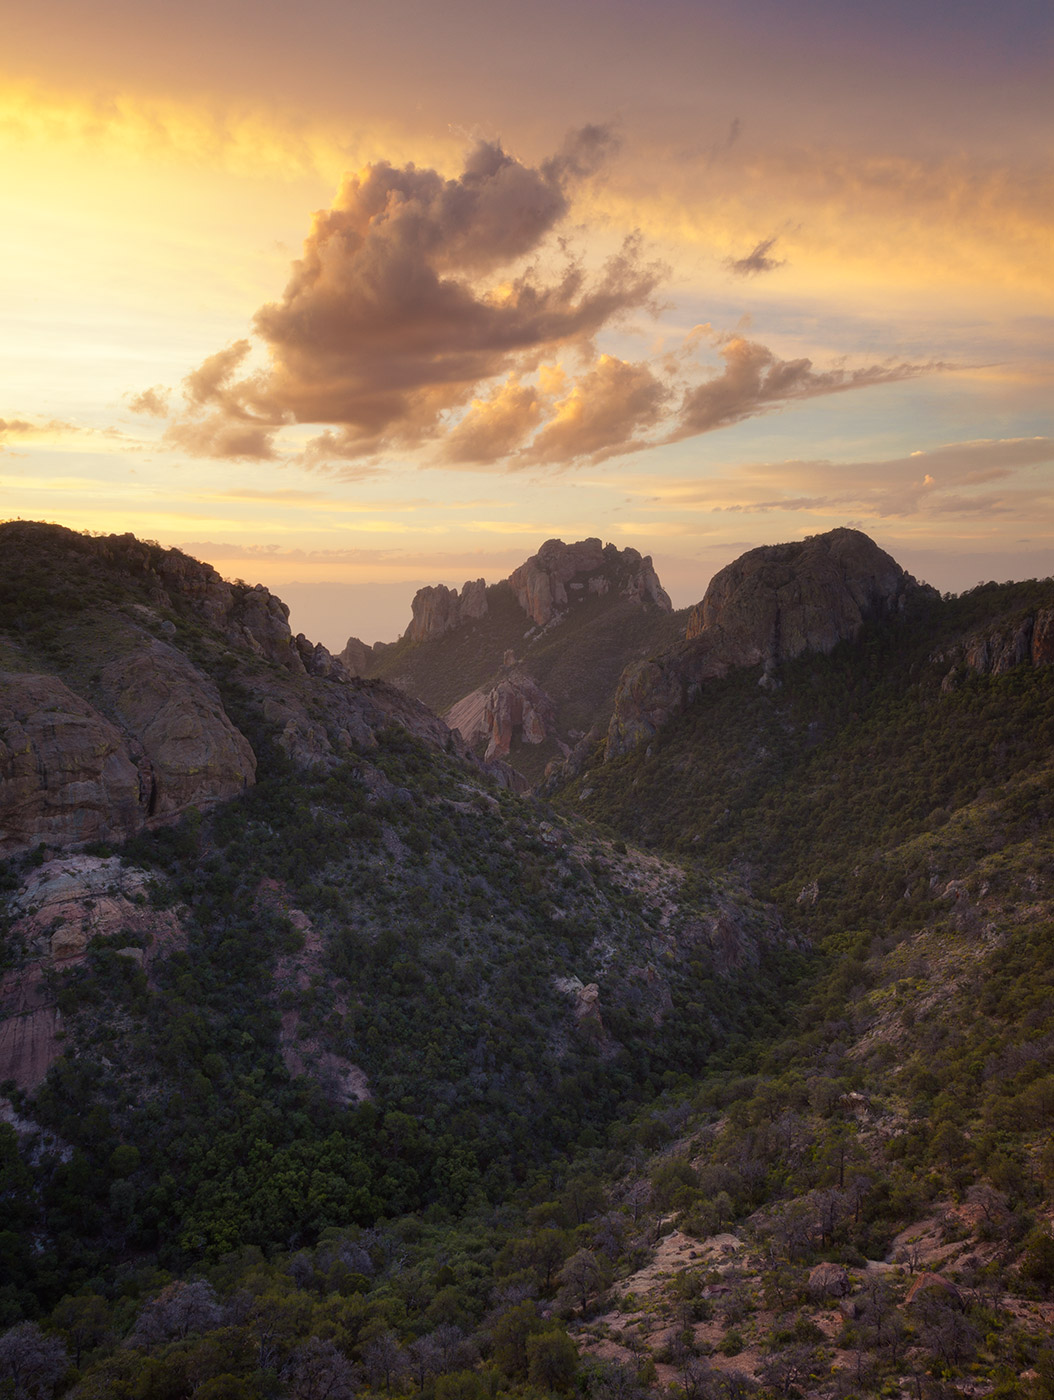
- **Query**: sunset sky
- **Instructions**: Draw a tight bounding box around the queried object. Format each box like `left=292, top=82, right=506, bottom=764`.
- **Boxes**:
left=2, top=0, right=1052, bottom=647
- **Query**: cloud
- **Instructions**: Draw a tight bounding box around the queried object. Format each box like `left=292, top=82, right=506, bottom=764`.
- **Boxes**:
left=126, top=386, right=170, bottom=417
left=621, top=436, right=1054, bottom=522
left=669, top=335, right=932, bottom=441
left=0, top=417, right=81, bottom=438
left=726, top=235, right=784, bottom=277
left=440, top=377, right=544, bottom=464
left=521, top=354, right=670, bottom=466
left=166, top=128, right=661, bottom=464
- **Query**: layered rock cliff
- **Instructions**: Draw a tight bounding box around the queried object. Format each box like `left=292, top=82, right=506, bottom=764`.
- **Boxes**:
left=607, top=529, right=931, bottom=756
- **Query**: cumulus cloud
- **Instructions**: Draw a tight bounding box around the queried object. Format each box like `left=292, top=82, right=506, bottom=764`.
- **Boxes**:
left=726, top=235, right=784, bottom=276
left=669, top=335, right=931, bottom=442
left=158, top=130, right=938, bottom=472
left=522, top=354, right=670, bottom=466
left=166, top=128, right=661, bottom=464
left=126, top=386, right=170, bottom=417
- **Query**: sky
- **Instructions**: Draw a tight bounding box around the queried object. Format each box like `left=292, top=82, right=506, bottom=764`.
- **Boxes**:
left=2, top=0, right=1052, bottom=649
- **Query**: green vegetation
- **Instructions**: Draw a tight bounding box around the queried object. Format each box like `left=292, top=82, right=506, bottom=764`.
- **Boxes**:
left=3, top=527, right=1054, bottom=1399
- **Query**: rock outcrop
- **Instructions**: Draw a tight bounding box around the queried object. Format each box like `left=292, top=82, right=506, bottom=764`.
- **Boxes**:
left=98, top=642, right=257, bottom=819
left=508, top=538, right=671, bottom=627
left=0, top=854, right=186, bottom=1089
left=338, top=636, right=374, bottom=677
left=0, top=522, right=521, bottom=854
left=446, top=671, right=558, bottom=760
left=405, top=579, right=488, bottom=643
left=0, top=673, right=143, bottom=855
left=607, top=529, right=929, bottom=756
left=937, top=604, right=1054, bottom=690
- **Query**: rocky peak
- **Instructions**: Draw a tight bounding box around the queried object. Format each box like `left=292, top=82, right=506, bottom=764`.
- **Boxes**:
left=405, top=578, right=488, bottom=643
left=685, top=528, right=922, bottom=667
left=607, top=529, right=930, bottom=756
left=508, top=538, right=672, bottom=627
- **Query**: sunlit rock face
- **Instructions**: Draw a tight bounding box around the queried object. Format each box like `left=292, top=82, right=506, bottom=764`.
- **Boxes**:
left=608, top=528, right=930, bottom=757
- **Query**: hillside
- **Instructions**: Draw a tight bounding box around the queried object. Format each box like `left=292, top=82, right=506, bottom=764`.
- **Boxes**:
left=357, top=540, right=686, bottom=785
left=0, top=523, right=795, bottom=1324
left=2, top=522, right=1054, bottom=1400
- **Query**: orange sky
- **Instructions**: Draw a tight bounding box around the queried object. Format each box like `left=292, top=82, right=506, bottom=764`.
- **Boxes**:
left=2, top=0, right=1052, bottom=646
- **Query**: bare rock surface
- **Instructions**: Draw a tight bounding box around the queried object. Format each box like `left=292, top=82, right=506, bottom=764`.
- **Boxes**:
left=509, top=538, right=671, bottom=626
left=0, top=854, right=186, bottom=1088
left=938, top=603, right=1054, bottom=689
left=406, top=578, right=488, bottom=643
left=98, top=641, right=257, bottom=818
left=608, top=529, right=929, bottom=756
left=0, top=672, right=142, bottom=856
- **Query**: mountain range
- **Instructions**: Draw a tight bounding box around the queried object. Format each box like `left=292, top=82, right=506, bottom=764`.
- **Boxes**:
left=1, top=519, right=1053, bottom=1400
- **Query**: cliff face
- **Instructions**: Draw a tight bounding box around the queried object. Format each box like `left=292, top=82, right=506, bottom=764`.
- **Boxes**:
left=937, top=605, right=1054, bottom=689
left=445, top=670, right=558, bottom=761
left=405, top=578, right=488, bottom=643
left=0, top=523, right=508, bottom=857
left=607, top=529, right=930, bottom=757
left=507, top=538, right=671, bottom=627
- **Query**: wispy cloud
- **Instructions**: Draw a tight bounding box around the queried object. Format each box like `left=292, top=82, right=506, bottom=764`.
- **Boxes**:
left=725, top=235, right=784, bottom=277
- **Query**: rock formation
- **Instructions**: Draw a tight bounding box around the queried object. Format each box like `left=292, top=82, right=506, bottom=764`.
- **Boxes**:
left=0, top=522, right=520, bottom=856
left=98, top=641, right=257, bottom=819
left=508, top=538, right=671, bottom=627
left=0, top=854, right=186, bottom=1089
left=0, top=673, right=143, bottom=854
left=446, top=672, right=558, bottom=760
left=338, top=636, right=374, bottom=676
left=405, top=578, right=488, bottom=643
left=607, top=529, right=930, bottom=756
left=937, top=604, right=1054, bottom=689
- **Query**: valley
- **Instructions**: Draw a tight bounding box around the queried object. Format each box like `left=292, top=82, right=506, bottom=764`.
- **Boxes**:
left=1, top=522, right=1052, bottom=1400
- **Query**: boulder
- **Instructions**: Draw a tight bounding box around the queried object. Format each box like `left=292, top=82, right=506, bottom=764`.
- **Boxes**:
left=808, top=1262, right=851, bottom=1299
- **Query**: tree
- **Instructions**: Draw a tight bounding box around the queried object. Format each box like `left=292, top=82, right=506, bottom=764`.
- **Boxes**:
left=0, top=1323, right=67, bottom=1400
left=527, top=1329, right=578, bottom=1394
left=557, top=1249, right=604, bottom=1315
left=286, top=1337, right=360, bottom=1400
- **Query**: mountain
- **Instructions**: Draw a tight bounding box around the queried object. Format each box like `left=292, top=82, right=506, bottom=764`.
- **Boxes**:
left=348, top=539, right=686, bottom=784
left=3, top=520, right=1054, bottom=1400
left=0, top=522, right=792, bottom=1320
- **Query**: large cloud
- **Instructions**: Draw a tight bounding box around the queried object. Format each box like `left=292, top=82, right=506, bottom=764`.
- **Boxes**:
left=161, top=132, right=936, bottom=470
left=167, top=128, right=665, bottom=461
